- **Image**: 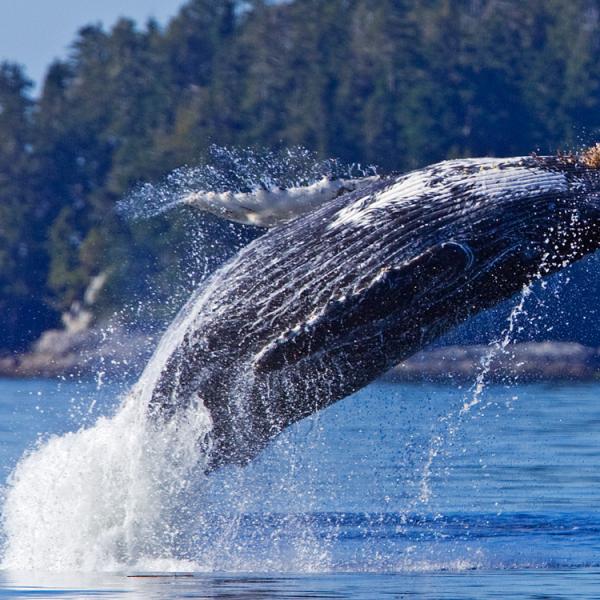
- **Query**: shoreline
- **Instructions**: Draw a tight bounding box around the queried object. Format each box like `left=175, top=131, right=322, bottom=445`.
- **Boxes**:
left=0, top=325, right=156, bottom=380
left=1, top=325, right=599, bottom=383
left=386, top=342, right=600, bottom=383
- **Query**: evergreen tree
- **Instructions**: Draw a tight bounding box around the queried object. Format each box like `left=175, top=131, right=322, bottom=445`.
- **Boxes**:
left=4, top=0, right=600, bottom=351
left=0, top=63, right=58, bottom=350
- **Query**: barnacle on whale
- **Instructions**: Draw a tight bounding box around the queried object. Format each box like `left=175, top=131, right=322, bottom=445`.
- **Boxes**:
left=580, top=143, right=600, bottom=169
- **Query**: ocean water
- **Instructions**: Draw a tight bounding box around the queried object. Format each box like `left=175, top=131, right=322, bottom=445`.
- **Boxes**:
left=1, top=376, right=600, bottom=598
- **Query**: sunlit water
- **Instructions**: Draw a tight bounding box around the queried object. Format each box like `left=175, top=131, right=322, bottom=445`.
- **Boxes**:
left=0, top=377, right=599, bottom=597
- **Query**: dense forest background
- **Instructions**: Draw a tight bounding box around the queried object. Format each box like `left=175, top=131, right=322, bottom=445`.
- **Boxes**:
left=2, top=0, right=600, bottom=352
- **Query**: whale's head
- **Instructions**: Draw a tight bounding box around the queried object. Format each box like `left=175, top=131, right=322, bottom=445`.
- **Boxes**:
left=310, top=149, right=600, bottom=358
left=514, top=149, right=600, bottom=275
left=328, top=149, right=600, bottom=287
left=425, top=151, right=600, bottom=309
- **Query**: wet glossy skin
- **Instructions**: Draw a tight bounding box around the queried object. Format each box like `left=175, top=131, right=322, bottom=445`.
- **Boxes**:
left=146, top=156, right=600, bottom=469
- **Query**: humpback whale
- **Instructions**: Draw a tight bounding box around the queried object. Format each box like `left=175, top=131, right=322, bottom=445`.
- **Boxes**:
left=141, top=152, right=600, bottom=471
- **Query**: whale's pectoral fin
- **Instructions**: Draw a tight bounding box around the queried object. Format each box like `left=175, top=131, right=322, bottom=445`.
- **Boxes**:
left=183, top=177, right=380, bottom=228
left=253, top=241, right=474, bottom=373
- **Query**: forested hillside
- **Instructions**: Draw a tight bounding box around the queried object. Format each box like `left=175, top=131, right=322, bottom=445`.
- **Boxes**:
left=2, top=0, right=600, bottom=352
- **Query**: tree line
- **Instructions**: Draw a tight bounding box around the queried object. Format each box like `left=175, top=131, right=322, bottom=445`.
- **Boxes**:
left=2, top=0, right=600, bottom=351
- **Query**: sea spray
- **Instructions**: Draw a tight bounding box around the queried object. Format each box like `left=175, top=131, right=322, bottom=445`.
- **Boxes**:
left=0, top=252, right=235, bottom=571
left=414, top=223, right=584, bottom=508
left=416, top=282, right=535, bottom=506
left=117, top=145, right=375, bottom=222
left=1, top=391, right=212, bottom=572
left=0, top=377, right=331, bottom=572
left=1, top=148, right=350, bottom=573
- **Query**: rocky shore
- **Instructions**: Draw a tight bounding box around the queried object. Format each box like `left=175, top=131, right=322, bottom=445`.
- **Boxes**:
left=387, top=342, right=600, bottom=383
left=0, top=324, right=156, bottom=380
left=1, top=325, right=599, bottom=383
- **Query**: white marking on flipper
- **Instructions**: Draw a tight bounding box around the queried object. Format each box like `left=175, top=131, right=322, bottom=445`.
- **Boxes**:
left=183, top=176, right=380, bottom=227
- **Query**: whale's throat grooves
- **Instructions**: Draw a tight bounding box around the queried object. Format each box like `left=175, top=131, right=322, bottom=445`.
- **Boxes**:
left=144, top=155, right=600, bottom=470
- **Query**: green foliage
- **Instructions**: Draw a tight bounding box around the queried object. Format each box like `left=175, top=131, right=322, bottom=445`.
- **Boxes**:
left=0, top=63, right=59, bottom=351
left=2, top=0, right=600, bottom=351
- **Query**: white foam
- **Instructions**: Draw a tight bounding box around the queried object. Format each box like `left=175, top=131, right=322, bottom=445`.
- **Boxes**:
left=1, top=381, right=212, bottom=572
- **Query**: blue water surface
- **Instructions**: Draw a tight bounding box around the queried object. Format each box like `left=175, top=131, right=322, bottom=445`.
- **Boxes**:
left=1, top=377, right=600, bottom=598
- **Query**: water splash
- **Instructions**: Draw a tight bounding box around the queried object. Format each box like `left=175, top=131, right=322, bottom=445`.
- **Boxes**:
left=117, top=145, right=376, bottom=222
left=416, top=282, right=535, bottom=505
left=1, top=148, right=354, bottom=574
left=0, top=373, right=331, bottom=572
left=1, top=393, right=211, bottom=572
left=415, top=222, right=586, bottom=507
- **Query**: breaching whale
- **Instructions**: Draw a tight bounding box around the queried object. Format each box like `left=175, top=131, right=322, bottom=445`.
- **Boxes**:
left=142, top=151, right=600, bottom=471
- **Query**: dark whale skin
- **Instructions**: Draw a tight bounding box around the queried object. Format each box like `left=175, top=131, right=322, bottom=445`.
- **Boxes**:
left=146, top=155, right=600, bottom=470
